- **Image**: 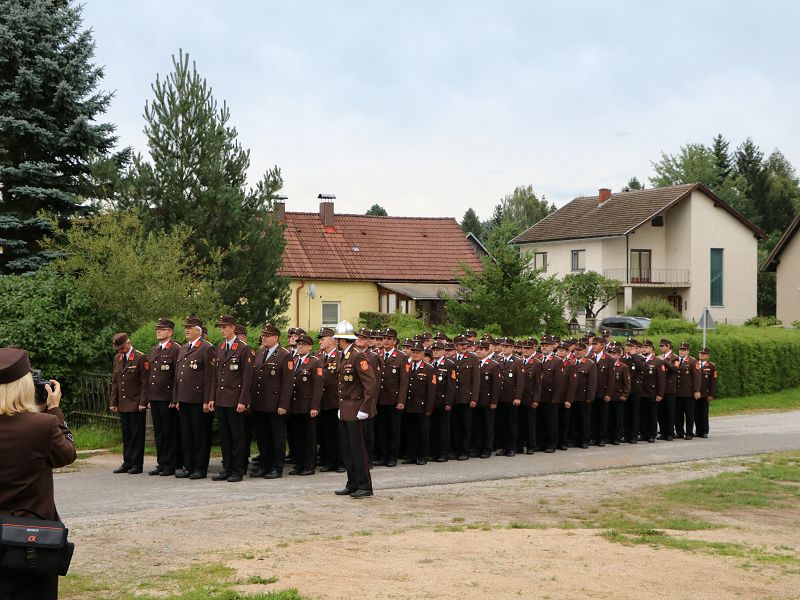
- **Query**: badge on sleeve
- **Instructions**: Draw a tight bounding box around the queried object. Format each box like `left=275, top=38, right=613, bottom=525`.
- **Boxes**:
left=287, top=360, right=294, bottom=370
left=431, top=374, right=437, bottom=384
left=317, top=367, right=323, bottom=376
left=360, top=360, right=369, bottom=371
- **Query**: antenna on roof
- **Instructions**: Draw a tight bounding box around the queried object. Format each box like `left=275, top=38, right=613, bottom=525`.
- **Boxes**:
left=318, top=193, right=336, bottom=200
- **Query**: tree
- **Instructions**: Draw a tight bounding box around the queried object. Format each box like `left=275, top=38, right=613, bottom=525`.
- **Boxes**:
left=365, top=204, right=388, bottom=216
left=561, top=271, right=621, bottom=324
left=762, top=150, right=800, bottom=235
left=460, top=208, right=483, bottom=238
left=121, top=51, right=289, bottom=325
left=621, top=177, right=644, bottom=192
left=711, top=134, right=732, bottom=185
left=0, top=0, right=120, bottom=274
left=487, top=185, right=555, bottom=239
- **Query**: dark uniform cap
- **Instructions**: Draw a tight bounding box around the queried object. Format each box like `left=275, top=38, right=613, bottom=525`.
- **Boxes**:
left=422, top=331, right=432, bottom=340
left=591, top=337, right=605, bottom=345
left=382, top=328, right=398, bottom=339
left=499, top=337, right=514, bottom=346
left=540, top=336, right=554, bottom=345
left=287, top=327, right=297, bottom=335
left=586, top=330, right=596, bottom=338
left=566, top=338, right=578, bottom=345
left=444, top=342, right=455, bottom=350
left=602, top=329, right=612, bottom=337
left=575, top=342, right=587, bottom=350
left=369, top=329, right=383, bottom=339
left=234, top=324, right=247, bottom=336
left=112, top=332, right=129, bottom=350
left=608, top=344, right=623, bottom=354
left=659, top=338, right=672, bottom=347
left=482, top=335, right=496, bottom=344
left=642, top=339, right=654, bottom=347
left=184, top=316, right=203, bottom=328
left=558, top=343, right=571, bottom=351
left=0, top=348, right=32, bottom=385
left=317, top=327, right=334, bottom=338
left=401, top=338, right=413, bottom=347
left=262, top=324, right=281, bottom=337
left=356, top=328, right=370, bottom=338
left=699, top=347, right=711, bottom=354
left=424, top=348, right=433, bottom=358
left=476, top=340, right=490, bottom=349
left=434, top=332, right=448, bottom=340
left=409, top=341, right=425, bottom=352
left=294, top=328, right=307, bottom=336
left=552, top=336, right=562, bottom=344
left=295, top=333, right=313, bottom=346
left=580, top=336, right=591, bottom=343
left=156, top=318, right=175, bottom=329
left=216, top=314, right=236, bottom=327
left=626, top=338, right=640, bottom=346
left=453, top=335, right=467, bottom=345
left=432, top=341, right=445, bottom=350
left=465, top=330, right=477, bottom=337
left=679, top=341, right=690, bottom=350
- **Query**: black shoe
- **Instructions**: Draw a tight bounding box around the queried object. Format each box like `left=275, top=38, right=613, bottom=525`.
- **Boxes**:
left=479, top=451, right=490, bottom=459
left=188, top=472, right=206, bottom=480
left=525, top=449, right=535, bottom=455
left=581, top=443, right=589, bottom=449
left=288, top=468, right=301, bottom=475
left=657, top=435, right=667, bottom=440
left=337, top=466, right=346, bottom=473
left=227, top=474, right=243, bottom=482
left=611, top=440, right=620, bottom=446
left=250, top=469, right=266, bottom=478
left=148, top=468, right=162, bottom=476
left=319, top=465, right=334, bottom=472
left=385, top=460, right=397, bottom=467
left=597, top=441, right=606, bottom=447
left=505, top=450, right=516, bottom=457
left=335, top=488, right=354, bottom=496
left=448, top=452, right=457, bottom=460
left=544, top=448, right=556, bottom=453
left=113, top=465, right=130, bottom=474
left=558, top=445, right=568, bottom=451
left=469, top=451, right=480, bottom=458
left=700, top=433, right=708, bottom=438
left=684, top=434, right=694, bottom=440
left=457, top=454, right=469, bottom=461
left=666, top=436, right=674, bottom=441
left=128, top=467, right=143, bottom=474
left=298, top=469, right=315, bottom=476
left=647, top=438, right=656, bottom=443
left=159, top=470, right=175, bottom=476
left=401, top=459, right=415, bottom=464
left=211, top=472, right=229, bottom=481
left=351, top=490, right=373, bottom=499
left=264, top=469, right=283, bottom=479
left=174, top=470, right=191, bottom=479
left=495, top=450, right=505, bottom=456
left=416, top=459, right=427, bottom=466
left=629, top=439, right=638, bottom=444
left=435, top=456, right=448, bottom=462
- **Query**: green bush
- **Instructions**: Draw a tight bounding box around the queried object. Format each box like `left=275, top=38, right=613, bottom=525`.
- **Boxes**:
left=358, top=312, right=391, bottom=330
left=625, top=296, right=680, bottom=319
left=744, top=315, right=782, bottom=327
left=647, top=318, right=698, bottom=335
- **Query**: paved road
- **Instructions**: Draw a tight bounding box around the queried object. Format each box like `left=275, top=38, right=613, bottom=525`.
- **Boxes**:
left=56, top=410, right=800, bottom=519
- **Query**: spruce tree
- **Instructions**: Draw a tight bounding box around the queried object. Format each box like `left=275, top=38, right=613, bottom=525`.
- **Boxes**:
left=460, top=208, right=483, bottom=238
left=0, top=0, right=117, bottom=273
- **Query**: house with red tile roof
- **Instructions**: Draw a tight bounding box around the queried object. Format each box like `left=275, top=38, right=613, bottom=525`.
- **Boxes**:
left=277, top=199, right=483, bottom=330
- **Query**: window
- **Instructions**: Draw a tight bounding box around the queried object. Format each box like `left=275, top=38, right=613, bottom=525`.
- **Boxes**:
left=533, top=252, right=548, bottom=272
left=321, top=301, right=340, bottom=326
left=710, top=248, right=724, bottom=306
left=630, top=249, right=652, bottom=282
left=571, top=249, right=585, bottom=272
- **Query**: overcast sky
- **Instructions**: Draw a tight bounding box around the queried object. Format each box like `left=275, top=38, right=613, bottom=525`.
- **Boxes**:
left=82, top=1, right=800, bottom=219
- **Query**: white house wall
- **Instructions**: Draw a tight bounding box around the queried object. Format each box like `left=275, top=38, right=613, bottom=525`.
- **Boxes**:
left=776, top=231, right=800, bottom=326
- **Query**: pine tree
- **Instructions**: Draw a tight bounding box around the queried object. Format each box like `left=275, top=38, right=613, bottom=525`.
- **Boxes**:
left=460, top=208, right=483, bottom=238
left=711, top=134, right=732, bottom=185
left=622, top=177, right=644, bottom=191
left=126, top=51, right=289, bottom=325
left=734, top=137, right=770, bottom=229
left=0, top=0, right=118, bottom=273
left=365, top=204, right=388, bottom=216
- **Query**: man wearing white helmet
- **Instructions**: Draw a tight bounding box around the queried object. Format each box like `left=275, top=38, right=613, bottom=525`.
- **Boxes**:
left=333, top=321, right=379, bottom=498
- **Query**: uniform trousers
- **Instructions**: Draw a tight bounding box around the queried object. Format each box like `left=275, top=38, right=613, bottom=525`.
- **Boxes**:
left=403, top=412, right=430, bottom=461
left=179, top=402, right=207, bottom=474
left=558, top=403, right=571, bottom=448
left=317, top=408, right=342, bottom=468
left=695, top=397, right=710, bottom=436
left=252, top=411, right=285, bottom=472
left=518, top=405, right=537, bottom=451
left=288, top=414, right=316, bottom=472
left=471, top=405, right=494, bottom=454
left=640, top=396, right=659, bottom=441
left=570, top=401, right=591, bottom=446
left=450, top=403, right=472, bottom=456
left=591, top=399, right=609, bottom=443
left=539, top=403, right=559, bottom=451
left=150, top=400, right=178, bottom=472
left=204, top=411, right=214, bottom=469
left=675, top=396, right=695, bottom=437
left=494, top=403, right=518, bottom=452
left=607, top=400, right=625, bottom=443
left=0, top=572, right=58, bottom=600
left=119, top=411, right=145, bottom=469
left=339, top=419, right=372, bottom=492
left=658, top=394, right=676, bottom=438
left=242, top=409, right=253, bottom=467
left=429, top=406, right=451, bottom=459
left=624, top=393, right=640, bottom=442
left=375, top=404, right=402, bottom=462
left=217, top=406, right=246, bottom=477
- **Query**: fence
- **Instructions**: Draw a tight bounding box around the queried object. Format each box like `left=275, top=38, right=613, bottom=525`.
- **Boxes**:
left=66, top=372, right=118, bottom=429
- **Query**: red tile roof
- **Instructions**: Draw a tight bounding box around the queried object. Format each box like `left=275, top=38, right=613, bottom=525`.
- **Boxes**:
left=279, top=212, right=484, bottom=281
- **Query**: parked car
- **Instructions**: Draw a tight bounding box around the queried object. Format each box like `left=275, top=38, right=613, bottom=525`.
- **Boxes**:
left=598, top=316, right=650, bottom=336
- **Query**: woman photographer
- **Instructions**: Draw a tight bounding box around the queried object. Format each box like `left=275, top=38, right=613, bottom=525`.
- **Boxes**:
left=0, top=348, right=76, bottom=600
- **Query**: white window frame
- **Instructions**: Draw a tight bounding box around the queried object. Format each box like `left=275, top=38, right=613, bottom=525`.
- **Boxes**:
left=571, top=249, right=586, bottom=272
left=321, top=301, right=340, bottom=327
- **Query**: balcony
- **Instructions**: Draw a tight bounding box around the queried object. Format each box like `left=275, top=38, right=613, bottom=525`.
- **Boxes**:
left=603, top=268, right=691, bottom=286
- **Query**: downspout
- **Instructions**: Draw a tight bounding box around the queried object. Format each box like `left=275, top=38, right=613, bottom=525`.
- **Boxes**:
left=295, top=280, right=305, bottom=327
left=625, top=234, right=629, bottom=283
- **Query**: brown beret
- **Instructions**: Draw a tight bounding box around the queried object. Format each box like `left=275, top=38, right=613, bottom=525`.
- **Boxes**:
left=112, top=332, right=129, bottom=350
left=0, top=348, right=32, bottom=385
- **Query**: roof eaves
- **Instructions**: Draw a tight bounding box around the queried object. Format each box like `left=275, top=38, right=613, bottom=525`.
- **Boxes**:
left=761, top=212, right=800, bottom=272
left=623, top=185, right=696, bottom=235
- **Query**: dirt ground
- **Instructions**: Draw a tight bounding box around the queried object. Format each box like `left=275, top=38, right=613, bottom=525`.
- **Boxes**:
left=60, top=453, right=800, bottom=599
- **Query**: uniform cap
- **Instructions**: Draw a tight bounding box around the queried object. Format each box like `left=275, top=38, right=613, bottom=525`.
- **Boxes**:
left=233, top=324, right=247, bottom=336
left=558, top=343, right=571, bottom=351
left=575, top=342, right=587, bottom=350
left=332, top=320, right=357, bottom=340
left=294, top=328, right=307, bottom=336
left=699, top=347, right=711, bottom=354
left=424, top=348, right=433, bottom=358
left=0, top=348, right=32, bottom=385
left=262, top=324, right=281, bottom=337
left=317, top=327, right=334, bottom=338
left=551, top=336, right=562, bottom=344
left=112, top=332, right=129, bottom=350
left=586, top=330, right=596, bottom=338
left=465, top=330, right=478, bottom=338
left=216, top=314, right=236, bottom=327
left=580, top=336, right=591, bottom=343
left=608, top=344, right=623, bottom=354
left=401, top=338, right=413, bottom=347
left=453, top=335, right=467, bottom=345
left=409, top=341, right=425, bottom=352
left=566, top=338, right=578, bottom=345
left=476, top=340, right=490, bottom=349
left=679, top=341, right=690, bottom=350
left=287, top=327, right=297, bottom=335
left=295, top=333, right=313, bottom=346
left=499, top=337, right=514, bottom=346
left=432, top=341, right=445, bottom=350
left=482, top=335, right=496, bottom=344
left=156, top=318, right=175, bottom=329
left=626, top=338, right=640, bottom=346
left=369, top=329, right=383, bottom=339
left=356, top=328, right=370, bottom=338
left=444, top=342, right=455, bottom=350
left=540, top=337, right=554, bottom=345
left=434, top=332, right=448, bottom=340
left=422, top=331, right=432, bottom=340
left=659, top=338, right=672, bottom=347
left=591, top=337, right=605, bottom=345
left=184, top=316, right=203, bottom=328
left=601, top=329, right=612, bottom=336
left=641, top=339, right=654, bottom=347
left=382, top=328, right=398, bottom=338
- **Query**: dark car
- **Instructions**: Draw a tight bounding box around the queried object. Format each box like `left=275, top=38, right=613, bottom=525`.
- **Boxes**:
left=598, top=316, right=650, bottom=336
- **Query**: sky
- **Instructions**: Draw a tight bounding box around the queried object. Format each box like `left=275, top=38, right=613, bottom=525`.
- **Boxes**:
left=82, top=1, right=800, bottom=220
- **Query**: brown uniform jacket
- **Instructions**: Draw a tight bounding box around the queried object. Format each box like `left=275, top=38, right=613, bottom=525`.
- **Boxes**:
left=539, top=354, right=568, bottom=404
left=590, top=352, right=616, bottom=399
left=147, top=340, right=181, bottom=403
left=477, top=358, right=501, bottom=407
left=0, top=408, right=76, bottom=520
left=212, top=338, right=254, bottom=408
left=613, top=361, right=632, bottom=400
left=174, top=338, right=216, bottom=405
left=661, top=351, right=679, bottom=395
left=568, top=357, right=597, bottom=403
left=318, top=349, right=341, bottom=411
left=290, top=354, right=324, bottom=414
left=337, top=344, right=379, bottom=421
left=522, top=356, right=542, bottom=407
left=405, top=361, right=437, bottom=414
left=640, top=355, right=667, bottom=398
left=453, top=352, right=481, bottom=405
left=497, top=355, right=524, bottom=404
left=379, top=349, right=410, bottom=407
left=676, top=356, right=702, bottom=397
left=621, top=353, right=644, bottom=395
left=110, top=348, right=149, bottom=412
left=698, top=360, right=718, bottom=398
left=431, top=356, right=456, bottom=410
left=251, top=345, right=294, bottom=413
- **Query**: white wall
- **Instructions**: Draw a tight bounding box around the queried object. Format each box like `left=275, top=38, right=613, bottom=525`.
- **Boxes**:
left=776, top=232, right=800, bottom=326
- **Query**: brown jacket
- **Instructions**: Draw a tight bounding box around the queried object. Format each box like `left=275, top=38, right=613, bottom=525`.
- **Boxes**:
left=539, top=354, right=568, bottom=404
left=568, top=357, right=598, bottom=403
left=147, top=340, right=181, bottom=403
left=698, top=360, right=718, bottom=398
left=431, top=356, right=456, bottom=410
left=174, top=338, right=216, bottom=405
left=379, top=349, right=410, bottom=407
left=290, top=354, right=324, bottom=414
left=477, top=358, right=501, bottom=407
left=621, top=353, right=644, bottom=395
left=522, top=356, right=542, bottom=407
left=661, top=351, right=679, bottom=395
left=251, top=345, right=294, bottom=413
left=110, top=348, right=149, bottom=412
left=590, top=352, right=616, bottom=399
left=676, top=356, right=702, bottom=397
left=337, top=344, right=379, bottom=421
left=404, top=361, right=437, bottom=414
left=497, top=355, right=524, bottom=404
left=453, top=352, right=481, bottom=405
left=640, top=355, right=667, bottom=398
left=613, top=361, right=632, bottom=401
left=212, top=338, right=253, bottom=408
left=318, top=349, right=341, bottom=411
left=0, top=408, right=76, bottom=520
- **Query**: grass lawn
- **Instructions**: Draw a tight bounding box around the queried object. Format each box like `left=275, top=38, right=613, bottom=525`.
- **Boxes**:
left=711, top=386, right=800, bottom=416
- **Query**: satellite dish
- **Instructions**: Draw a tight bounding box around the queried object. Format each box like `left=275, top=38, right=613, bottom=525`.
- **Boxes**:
left=308, top=283, right=317, bottom=299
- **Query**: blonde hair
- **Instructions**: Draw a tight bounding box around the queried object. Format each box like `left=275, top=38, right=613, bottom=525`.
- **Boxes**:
left=0, top=373, right=39, bottom=416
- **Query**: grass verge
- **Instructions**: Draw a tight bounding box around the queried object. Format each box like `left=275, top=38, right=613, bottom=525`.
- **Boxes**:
left=711, top=386, right=800, bottom=416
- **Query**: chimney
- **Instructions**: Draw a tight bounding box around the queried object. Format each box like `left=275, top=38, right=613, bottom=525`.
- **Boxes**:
left=598, top=188, right=612, bottom=205
left=271, top=194, right=287, bottom=221
left=318, top=194, right=336, bottom=228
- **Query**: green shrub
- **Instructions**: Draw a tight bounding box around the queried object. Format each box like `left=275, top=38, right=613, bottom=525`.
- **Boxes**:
left=647, top=318, right=698, bottom=335
left=794, top=320, right=800, bottom=329
left=358, top=312, right=391, bottom=330
left=744, top=315, right=782, bottom=327
left=625, top=296, right=680, bottom=319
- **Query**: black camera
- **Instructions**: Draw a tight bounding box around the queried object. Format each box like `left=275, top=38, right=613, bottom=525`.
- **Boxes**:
left=31, top=369, right=50, bottom=405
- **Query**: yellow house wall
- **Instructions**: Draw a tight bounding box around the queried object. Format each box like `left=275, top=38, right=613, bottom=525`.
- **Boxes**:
left=776, top=232, right=800, bottom=327
left=286, top=280, right=379, bottom=331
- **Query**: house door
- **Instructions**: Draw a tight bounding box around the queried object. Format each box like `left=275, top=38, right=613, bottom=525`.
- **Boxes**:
left=667, top=294, right=683, bottom=315
left=630, top=250, right=652, bottom=283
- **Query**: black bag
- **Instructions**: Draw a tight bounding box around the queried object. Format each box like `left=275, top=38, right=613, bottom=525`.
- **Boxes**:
left=0, top=510, right=74, bottom=577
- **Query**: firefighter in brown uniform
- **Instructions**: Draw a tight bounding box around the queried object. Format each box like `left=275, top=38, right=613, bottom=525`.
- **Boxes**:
left=621, top=339, right=644, bottom=443
left=429, top=341, right=455, bottom=462
left=639, top=339, right=666, bottom=443
left=567, top=343, right=597, bottom=449
left=317, top=327, right=344, bottom=472
left=658, top=339, right=679, bottom=440
left=355, top=328, right=382, bottom=464
left=472, top=340, right=500, bottom=458
left=675, top=341, right=702, bottom=439
left=588, top=339, right=615, bottom=446
left=555, top=343, right=575, bottom=450
left=249, top=324, right=293, bottom=479
left=288, top=334, right=324, bottom=475
left=495, top=338, right=524, bottom=457
left=334, top=321, right=378, bottom=498
left=209, top=315, right=253, bottom=482
left=110, top=333, right=149, bottom=474
left=402, top=341, right=437, bottom=465
left=607, top=344, right=631, bottom=444
left=174, top=317, right=216, bottom=479
left=538, top=338, right=568, bottom=453
left=375, top=327, right=409, bottom=467
left=147, top=318, right=181, bottom=476
left=695, top=347, right=717, bottom=438
left=451, top=335, right=481, bottom=460
left=518, top=338, right=540, bottom=454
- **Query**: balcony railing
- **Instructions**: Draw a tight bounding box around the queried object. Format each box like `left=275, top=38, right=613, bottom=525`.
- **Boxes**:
left=603, top=268, right=691, bottom=285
